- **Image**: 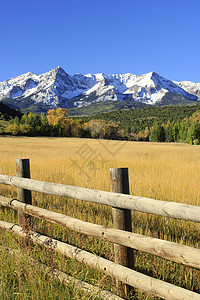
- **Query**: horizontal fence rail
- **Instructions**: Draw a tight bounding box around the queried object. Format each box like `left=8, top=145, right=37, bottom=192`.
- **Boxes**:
left=1, top=220, right=200, bottom=300
left=1, top=195, right=200, bottom=270
left=0, top=174, right=200, bottom=222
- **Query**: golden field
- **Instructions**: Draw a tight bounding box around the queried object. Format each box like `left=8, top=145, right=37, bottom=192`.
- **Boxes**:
left=0, top=136, right=199, bottom=204
left=0, top=137, right=200, bottom=299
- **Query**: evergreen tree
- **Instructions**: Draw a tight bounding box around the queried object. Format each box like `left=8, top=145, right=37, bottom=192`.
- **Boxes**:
left=165, top=121, right=174, bottom=142
left=172, top=121, right=180, bottom=142
left=149, top=121, right=165, bottom=142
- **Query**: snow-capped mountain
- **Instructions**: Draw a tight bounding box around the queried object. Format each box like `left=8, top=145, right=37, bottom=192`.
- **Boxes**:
left=0, top=67, right=199, bottom=113
left=0, top=67, right=95, bottom=108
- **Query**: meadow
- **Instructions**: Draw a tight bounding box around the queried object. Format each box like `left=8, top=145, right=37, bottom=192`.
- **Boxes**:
left=0, top=136, right=200, bottom=299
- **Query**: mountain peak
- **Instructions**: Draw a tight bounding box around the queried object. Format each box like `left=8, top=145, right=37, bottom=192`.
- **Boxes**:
left=142, top=71, right=159, bottom=80
left=150, top=71, right=160, bottom=78
left=53, top=66, right=67, bottom=74
left=48, top=66, right=72, bottom=84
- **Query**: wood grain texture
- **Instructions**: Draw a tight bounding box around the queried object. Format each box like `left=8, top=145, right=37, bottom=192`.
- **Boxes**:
left=16, top=159, right=32, bottom=224
left=110, top=168, right=134, bottom=298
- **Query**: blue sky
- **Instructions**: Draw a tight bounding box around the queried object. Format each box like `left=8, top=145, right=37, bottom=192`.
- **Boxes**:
left=1, top=0, right=200, bottom=82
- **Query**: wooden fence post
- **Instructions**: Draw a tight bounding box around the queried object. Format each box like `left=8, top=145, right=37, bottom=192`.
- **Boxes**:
left=110, top=168, right=134, bottom=298
left=16, top=159, right=32, bottom=225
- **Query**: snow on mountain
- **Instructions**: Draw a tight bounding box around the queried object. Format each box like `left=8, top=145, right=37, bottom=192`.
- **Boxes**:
left=0, top=67, right=199, bottom=113
left=123, top=72, right=198, bottom=104
left=82, top=71, right=199, bottom=105
left=173, top=80, right=200, bottom=99
left=0, top=67, right=97, bottom=107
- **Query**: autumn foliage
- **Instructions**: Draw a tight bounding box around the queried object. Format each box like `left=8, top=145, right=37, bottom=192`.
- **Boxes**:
left=3, top=107, right=200, bottom=144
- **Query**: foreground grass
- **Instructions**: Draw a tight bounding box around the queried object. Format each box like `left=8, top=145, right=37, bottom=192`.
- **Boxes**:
left=0, top=137, right=200, bottom=299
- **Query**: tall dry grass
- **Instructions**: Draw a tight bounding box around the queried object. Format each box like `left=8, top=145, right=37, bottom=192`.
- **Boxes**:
left=0, top=137, right=200, bottom=299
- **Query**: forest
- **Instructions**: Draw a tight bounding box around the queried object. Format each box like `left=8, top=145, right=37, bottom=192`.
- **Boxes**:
left=1, top=104, right=200, bottom=145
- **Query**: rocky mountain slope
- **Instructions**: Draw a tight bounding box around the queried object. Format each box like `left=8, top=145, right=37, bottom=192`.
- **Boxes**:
left=0, top=67, right=199, bottom=113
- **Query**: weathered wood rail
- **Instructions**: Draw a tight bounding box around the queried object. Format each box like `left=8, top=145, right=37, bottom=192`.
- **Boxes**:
left=1, top=175, right=200, bottom=222
left=1, top=195, right=200, bottom=270
left=0, top=159, right=200, bottom=299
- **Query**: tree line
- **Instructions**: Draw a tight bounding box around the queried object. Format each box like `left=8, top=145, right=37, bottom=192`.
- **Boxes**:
left=2, top=106, right=200, bottom=145
left=4, top=108, right=119, bottom=140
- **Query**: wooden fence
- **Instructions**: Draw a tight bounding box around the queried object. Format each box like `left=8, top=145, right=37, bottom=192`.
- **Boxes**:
left=0, top=159, right=200, bottom=299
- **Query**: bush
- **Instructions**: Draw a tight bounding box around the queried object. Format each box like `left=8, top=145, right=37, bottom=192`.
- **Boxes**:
left=193, top=139, right=199, bottom=145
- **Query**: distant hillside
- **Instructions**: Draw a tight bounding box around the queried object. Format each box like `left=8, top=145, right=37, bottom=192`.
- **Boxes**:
left=0, top=102, right=22, bottom=119
left=2, top=97, right=56, bottom=115
left=68, top=99, right=147, bottom=116
left=81, top=104, right=200, bottom=135
left=0, top=102, right=22, bottom=131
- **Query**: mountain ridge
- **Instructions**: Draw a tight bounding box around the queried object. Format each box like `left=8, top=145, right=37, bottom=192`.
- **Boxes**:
left=0, top=67, right=199, bottom=114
